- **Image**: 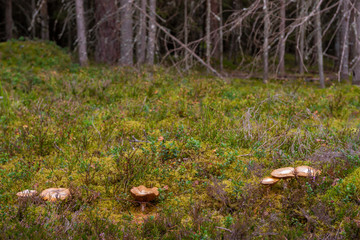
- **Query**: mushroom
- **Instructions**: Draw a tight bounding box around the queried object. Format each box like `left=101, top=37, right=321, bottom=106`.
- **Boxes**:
left=260, top=177, right=280, bottom=185
left=271, top=167, right=295, bottom=179
left=295, top=166, right=321, bottom=177
left=40, top=188, right=71, bottom=202
left=271, top=167, right=295, bottom=189
left=130, top=185, right=159, bottom=212
left=16, top=189, right=38, bottom=198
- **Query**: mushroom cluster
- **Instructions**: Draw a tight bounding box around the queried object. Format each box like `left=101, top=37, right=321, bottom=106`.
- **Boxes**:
left=16, top=188, right=71, bottom=202
left=260, top=166, right=321, bottom=186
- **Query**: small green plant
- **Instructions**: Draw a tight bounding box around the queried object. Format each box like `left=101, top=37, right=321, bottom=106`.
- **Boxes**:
left=185, top=137, right=201, bottom=152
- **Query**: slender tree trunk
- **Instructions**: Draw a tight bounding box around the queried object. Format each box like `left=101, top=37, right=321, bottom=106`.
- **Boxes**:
left=40, top=0, right=49, bottom=40
left=335, top=26, right=340, bottom=70
left=31, top=0, right=36, bottom=38
left=298, top=0, right=307, bottom=75
left=219, top=0, right=223, bottom=71
left=206, top=0, right=211, bottom=70
left=353, top=0, right=360, bottom=85
left=315, top=0, right=325, bottom=88
left=5, top=0, right=13, bottom=40
left=278, top=0, right=286, bottom=76
left=263, top=0, right=269, bottom=83
left=75, top=0, right=88, bottom=66
left=94, top=0, right=120, bottom=64
left=349, top=2, right=356, bottom=70
left=146, top=0, right=156, bottom=65
left=120, top=0, right=134, bottom=65
left=184, top=0, right=189, bottom=70
left=210, top=0, right=220, bottom=59
left=339, top=0, right=350, bottom=82
left=137, top=0, right=147, bottom=65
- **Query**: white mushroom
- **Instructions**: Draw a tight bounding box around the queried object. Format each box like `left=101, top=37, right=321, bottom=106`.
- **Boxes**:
left=40, top=188, right=71, bottom=202
left=16, top=189, right=38, bottom=198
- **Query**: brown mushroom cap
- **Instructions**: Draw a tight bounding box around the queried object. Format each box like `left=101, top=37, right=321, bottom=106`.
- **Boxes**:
left=271, top=167, right=295, bottom=178
left=40, top=188, right=71, bottom=202
left=260, top=177, right=280, bottom=185
left=295, top=166, right=321, bottom=177
left=16, top=189, right=38, bottom=197
left=130, top=185, right=159, bottom=202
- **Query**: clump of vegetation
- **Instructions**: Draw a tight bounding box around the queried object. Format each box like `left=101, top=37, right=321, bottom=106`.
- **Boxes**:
left=1, top=41, right=360, bottom=239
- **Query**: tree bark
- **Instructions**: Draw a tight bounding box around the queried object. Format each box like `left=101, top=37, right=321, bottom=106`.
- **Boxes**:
left=75, top=0, right=88, bottom=67
left=120, top=0, right=134, bottom=66
left=31, top=0, right=36, bottom=38
left=339, top=0, right=350, bottom=82
left=5, top=0, right=13, bottom=40
left=315, top=0, right=325, bottom=88
left=219, top=0, right=223, bottom=71
left=210, top=0, right=220, bottom=59
left=146, top=0, right=156, bottom=65
left=353, top=0, right=360, bottom=85
left=136, top=0, right=147, bottom=65
left=335, top=26, right=340, bottom=70
left=184, top=0, right=189, bottom=70
left=298, top=0, right=307, bottom=75
left=263, top=0, right=269, bottom=83
left=40, top=0, right=49, bottom=40
left=206, top=0, right=211, bottom=70
left=94, top=0, right=120, bottom=64
left=278, top=0, right=286, bottom=76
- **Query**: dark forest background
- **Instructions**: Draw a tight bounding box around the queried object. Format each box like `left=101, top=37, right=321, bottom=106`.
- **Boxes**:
left=0, top=0, right=359, bottom=85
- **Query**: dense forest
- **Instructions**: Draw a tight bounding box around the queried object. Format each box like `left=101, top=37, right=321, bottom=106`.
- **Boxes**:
left=3, top=1, right=360, bottom=239
left=1, top=0, right=360, bottom=84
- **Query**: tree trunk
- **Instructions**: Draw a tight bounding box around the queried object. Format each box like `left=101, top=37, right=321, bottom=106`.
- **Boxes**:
left=315, top=0, right=325, bottom=88
left=94, top=0, right=120, bottom=64
left=31, top=0, right=36, bottom=38
left=298, top=0, right=307, bottom=75
left=335, top=26, right=340, bottom=70
left=353, top=0, right=360, bottom=85
left=75, top=0, right=88, bottom=67
left=263, top=0, right=269, bottom=83
left=136, top=0, right=147, bottom=65
left=210, top=0, right=220, bottom=59
left=339, top=0, right=350, bottom=82
left=120, top=0, right=134, bottom=66
left=184, top=0, right=189, bottom=70
left=5, top=0, right=13, bottom=40
left=206, top=0, right=211, bottom=69
left=219, top=0, right=223, bottom=71
left=40, top=0, right=49, bottom=40
left=146, top=0, right=156, bottom=65
left=278, top=0, right=286, bottom=76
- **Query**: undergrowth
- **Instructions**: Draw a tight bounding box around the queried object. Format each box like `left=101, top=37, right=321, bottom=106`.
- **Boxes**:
left=1, top=41, right=360, bottom=239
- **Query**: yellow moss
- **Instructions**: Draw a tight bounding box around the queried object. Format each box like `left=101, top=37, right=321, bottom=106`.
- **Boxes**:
left=121, top=120, right=145, bottom=133
left=221, top=180, right=233, bottom=194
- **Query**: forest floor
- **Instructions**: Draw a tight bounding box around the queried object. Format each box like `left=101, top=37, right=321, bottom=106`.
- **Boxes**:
left=1, top=40, right=360, bottom=239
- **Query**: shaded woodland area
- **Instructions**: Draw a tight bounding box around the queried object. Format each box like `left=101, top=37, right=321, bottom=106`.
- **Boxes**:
left=1, top=0, right=360, bottom=85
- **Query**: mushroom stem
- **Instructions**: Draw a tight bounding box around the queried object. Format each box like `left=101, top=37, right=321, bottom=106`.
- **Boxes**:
left=283, top=180, right=288, bottom=190
left=140, top=202, right=146, bottom=212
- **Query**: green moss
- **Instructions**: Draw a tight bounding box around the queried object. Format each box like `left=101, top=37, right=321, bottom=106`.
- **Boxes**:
left=0, top=40, right=71, bottom=70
